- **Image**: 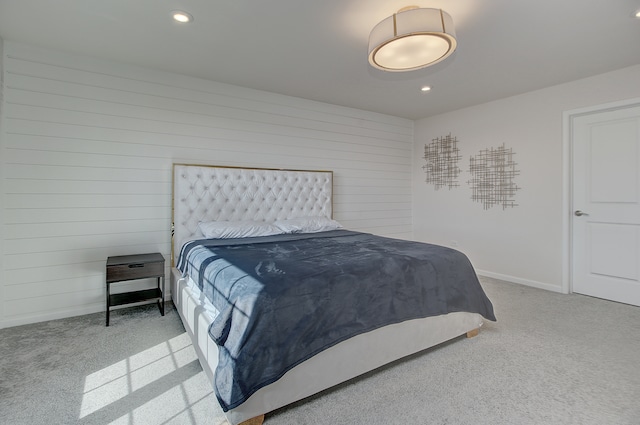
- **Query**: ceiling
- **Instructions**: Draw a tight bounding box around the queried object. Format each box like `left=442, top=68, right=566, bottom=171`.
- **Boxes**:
left=1, top=0, right=639, bottom=120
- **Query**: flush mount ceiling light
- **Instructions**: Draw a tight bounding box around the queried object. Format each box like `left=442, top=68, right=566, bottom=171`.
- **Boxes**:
left=172, top=10, right=193, bottom=23
left=368, top=6, right=457, bottom=72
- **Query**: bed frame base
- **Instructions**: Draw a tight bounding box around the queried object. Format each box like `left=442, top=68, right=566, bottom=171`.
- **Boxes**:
left=235, top=329, right=481, bottom=425
left=237, top=331, right=481, bottom=425
left=171, top=268, right=484, bottom=425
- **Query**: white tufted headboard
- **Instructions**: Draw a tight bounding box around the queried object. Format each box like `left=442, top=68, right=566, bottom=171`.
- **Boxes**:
left=172, top=164, right=333, bottom=264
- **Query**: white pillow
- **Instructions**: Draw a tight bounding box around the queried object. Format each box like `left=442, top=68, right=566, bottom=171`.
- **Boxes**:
left=273, top=216, right=343, bottom=234
left=198, top=220, right=283, bottom=239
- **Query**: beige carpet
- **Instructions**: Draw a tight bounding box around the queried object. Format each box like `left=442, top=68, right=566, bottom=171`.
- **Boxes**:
left=1, top=277, right=639, bottom=424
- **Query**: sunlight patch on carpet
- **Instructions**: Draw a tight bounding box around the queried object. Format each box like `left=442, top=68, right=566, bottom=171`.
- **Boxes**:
left=108, top=374, right=218, bottom=425
left=79, top=333, right=197, bottom=419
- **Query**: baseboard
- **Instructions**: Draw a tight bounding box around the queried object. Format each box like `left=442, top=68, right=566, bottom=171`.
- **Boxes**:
left=476, top=270, right=564, bottom=293
left=1, top=303, right=106, bottom=329
left=1, top=294, right=174, bottom=329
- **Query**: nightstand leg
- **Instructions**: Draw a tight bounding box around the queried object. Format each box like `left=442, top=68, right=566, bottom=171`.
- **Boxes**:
left=106, top=282, right=110, bottom=327
left=158, top=276, right=165, bottom=316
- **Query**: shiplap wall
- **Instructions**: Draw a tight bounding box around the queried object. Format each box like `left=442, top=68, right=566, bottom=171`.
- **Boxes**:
left=0, top=38, right=5, bottom=325
left=0, top=41, right=413, bottom=328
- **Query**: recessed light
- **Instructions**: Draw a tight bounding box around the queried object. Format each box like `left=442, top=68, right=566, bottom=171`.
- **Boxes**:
left=635, top=10, right=640, bottom=18
left=172, top=10, right=193, bottom=23
left=421, top=86, right=432, bottom=92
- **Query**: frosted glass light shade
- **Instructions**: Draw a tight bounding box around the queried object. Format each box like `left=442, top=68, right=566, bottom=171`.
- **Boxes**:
left=368, top=8, right=457, bottom=72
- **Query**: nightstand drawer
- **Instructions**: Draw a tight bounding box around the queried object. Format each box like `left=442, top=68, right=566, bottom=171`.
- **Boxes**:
left=107, top=261, right=164, bottom=282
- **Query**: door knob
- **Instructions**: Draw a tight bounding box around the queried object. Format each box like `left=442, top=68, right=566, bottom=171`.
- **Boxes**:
left=574, top=210, right=589, bottom=217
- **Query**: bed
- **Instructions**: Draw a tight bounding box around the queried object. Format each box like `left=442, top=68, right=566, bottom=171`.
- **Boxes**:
left=170, top=164, right=495, bottom=425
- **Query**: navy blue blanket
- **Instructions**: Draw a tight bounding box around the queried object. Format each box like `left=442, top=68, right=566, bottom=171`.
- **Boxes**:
left=177, top=230, right=495, bottom=411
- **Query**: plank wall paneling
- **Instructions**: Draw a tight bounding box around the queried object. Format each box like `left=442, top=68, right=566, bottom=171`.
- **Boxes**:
left=0, top=41, right=414, bottom=328
left=0, top=38, right=5, bottom=326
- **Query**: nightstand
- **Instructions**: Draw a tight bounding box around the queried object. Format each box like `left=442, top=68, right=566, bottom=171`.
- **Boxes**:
left=106, top=252, right=165, bottom=326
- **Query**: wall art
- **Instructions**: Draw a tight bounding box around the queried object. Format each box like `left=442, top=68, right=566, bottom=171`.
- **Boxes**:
left=468, top=144, right=520, bottom=209
left=422, top=133, right=461, bottom=190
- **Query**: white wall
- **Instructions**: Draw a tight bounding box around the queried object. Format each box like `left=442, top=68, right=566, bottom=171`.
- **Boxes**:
left=0, top=41, right=413, bottom=328
left=0, top=37, right=5, bottom=325
left=412, top=64, right=640, bottom=292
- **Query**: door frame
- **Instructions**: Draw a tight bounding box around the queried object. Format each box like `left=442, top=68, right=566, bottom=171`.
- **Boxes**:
left=561, top=97, right=640, bottom=295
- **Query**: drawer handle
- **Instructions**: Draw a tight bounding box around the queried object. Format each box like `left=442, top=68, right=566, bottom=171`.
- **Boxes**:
left=128, top=263, right=145, bottom=268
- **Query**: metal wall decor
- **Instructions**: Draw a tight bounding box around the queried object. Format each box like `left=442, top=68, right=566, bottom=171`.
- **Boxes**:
left=422, top=133, right=461, bottom=190
left=468, top=144, right=520, bottom=209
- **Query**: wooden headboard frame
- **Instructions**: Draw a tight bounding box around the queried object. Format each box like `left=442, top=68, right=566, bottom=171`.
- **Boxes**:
left=171, top=164, right=333, bottom=265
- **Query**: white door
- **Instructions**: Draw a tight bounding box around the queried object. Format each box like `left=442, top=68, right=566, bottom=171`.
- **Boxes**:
left=572, top=105, right=640, bottom=306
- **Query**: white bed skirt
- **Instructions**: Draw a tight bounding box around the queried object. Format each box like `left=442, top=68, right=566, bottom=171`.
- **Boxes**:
left=170, top=267, right=483, bottom=424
